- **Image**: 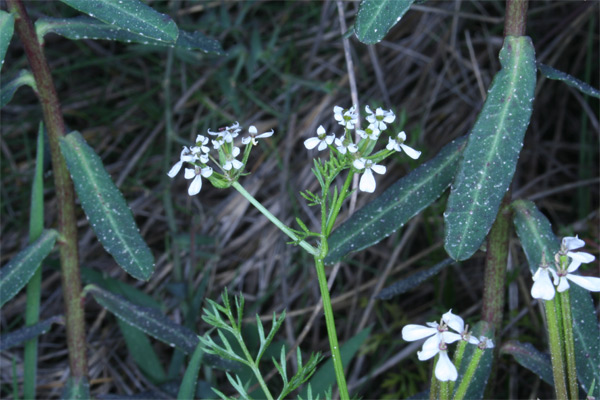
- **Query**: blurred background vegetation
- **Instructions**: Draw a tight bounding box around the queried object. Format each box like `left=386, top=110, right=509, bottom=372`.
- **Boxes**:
left=1, top=0, right=598, bottom=398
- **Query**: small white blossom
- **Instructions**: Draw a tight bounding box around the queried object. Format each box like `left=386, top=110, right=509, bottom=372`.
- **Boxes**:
left=242, top=125, right=274, bottom=145
left=531, top=262, right=559, bottom=300
left=353, top=158, right=386, bottom=193
left=167, top=146, right=196, bottom=178
left=477, top=336, right=494, bottom=350
left=222, top=146, right=244, bottom=171
left=333, top=105, right=358, bottom=130
left=334, top=135, right=358, bottom=154
left=386, top=131, right=422, bottom=159
left=304, top=125, right=335, bottom=151
left=195, top=135, right=211, bottom=154
left=365, top=105, right=396, bottom=130
left=208, top=122, right=241, bottom=149
left=556, top=236, right=599, bottom=293
left=184, top=165, right=213, bottom=196
left=356, top=124, right=381, bottom=141
left=419, top=340, right=458, bottom=382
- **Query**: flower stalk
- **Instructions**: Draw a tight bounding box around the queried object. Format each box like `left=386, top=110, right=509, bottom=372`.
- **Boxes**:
left=558, top=290, right=578, bottom=398
left=544, top=297, right=568, bottom=400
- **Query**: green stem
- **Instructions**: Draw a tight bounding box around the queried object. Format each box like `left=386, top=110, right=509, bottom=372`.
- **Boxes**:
left=545, top=298, right=568, bottom=400
left=314, top=255, right=349, bottom=399
left=558, top=291, right=578, bottom=399
left=7, top=0, right=88, bottom=379
left=449, top=340, right=468, bottom=395
left=439, top=378, right=450, bottom=400
left=504, top=0, right=529, bottom=37
left=429, top=367, right=439, bottom=400
left=453, top=348, right=484, bottom=400
left=325, top=169, right=355, bottom=236
left=232, top=181, right=318, bottom=256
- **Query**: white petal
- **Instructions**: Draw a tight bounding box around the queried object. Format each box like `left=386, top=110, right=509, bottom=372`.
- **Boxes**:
left=417, top=336, right=442, bottom=360
left=336, top=146, right=347, bottom=154
left=199, top=154, right=209, bottom=164
left=232, top=146, right=240, bottom=157
left=359, top=169, right=376, bottom=193
left=353, top=158, right=366, bottom=169
left=563, top=236, right=584, bottom=251
left=365, top=105, right=373, bottom=115
left=383, top=113, right=396, bottom=123
left=356, top=130, right=367, bottom=139
left=400, top=143, right=422, bottom=159
left=167, top=161, right=183, bottom=178
left=188, top=175, right=202, bottom=195
left=442, top=332, right=462, bottom=344
left=325, top=134, right=335, bottom=145
left=402, top=324, right=437, bottom=341
left=348, top=144, right=358, bottom=153
left=317, top=125, right=326, bottom=135
left=242, top=137, right=251, bottom=145
left=304, top=137, right=320, bottom=149
left=201, top=166, right=213, bottom=177
left=184, top=168, right=196, bottom=179
left=371, top=164, right=387, bottom=175
left=556, top=276, right=570, bottom=292
left=257, top=130, right=274, bottom=139
left=435, top=351, right=458, bottom=382
left=386, top=138, right=398, bottom=151
left=442, top=310, right=464, bottom=334
left=223, top=161, right=233, bottom=171
left=317, top=140, right=328, bottom=151
left=396, top=131, right=407, bottom=141
left=568, top=251, right=595, bottom=267
left=249, top=125, right=258, bottom=135
left=566, top=274, right=600, bottom=292
left=531, top=269, right=555, bottom=300
left=333, top=105, right=343, bottom=115
left=232, top=159, right=244, bottom=170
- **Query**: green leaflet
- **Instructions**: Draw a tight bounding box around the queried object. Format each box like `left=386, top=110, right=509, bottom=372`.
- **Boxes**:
left=355, top=0, right=415, bottom=45
left=0, top=316, right=63, bottom=351
left=512, top=199, right=600, bottom=398
left=0, top=10, right=14, bottom=68
left=325, top=136, right=466, bottom=264
left=444, top=36, right=536, bottom=261
left=501, top=340, right=553, bottom=386
left=177, top=343, right=204, bottom=400
left=60, top=0, right=178, bottom=43
left=36, top=16, right=224, bottom=55
left=60, top=131, right=154, bottom=281
left=538, top=63, right=600, bottom=99
left=0, top=229, right=58, bottom=307
left=0, top=70, right=37, bottom=108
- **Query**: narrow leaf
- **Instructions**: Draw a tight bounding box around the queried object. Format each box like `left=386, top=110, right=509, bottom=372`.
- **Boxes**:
left=59, top=0, right=178, bottom=43
left=444, top=36, right=536, bottom=261
left=0, top=10, right=14, bottom=67
left=538, top=63, right=600, bottom=99
left=177, top=342, right=204, bottom=400
left=376, top=258, right=454, bottom=300
left=1, top=69, right=37, bottom=108
left=501, top=340, right=553, bottom=386
left=0, top=229, right=58, bottom=307
left=60, top=131, right=154, bottom=281
left=0, top=316, right=63, bottom=351
left=355, top=0, right=415, bottom=45
left=513, top=199, right=600, bottom=398
left=326, top=136, right=466, bottom=264
left=36, top=16, right=224, bottom=55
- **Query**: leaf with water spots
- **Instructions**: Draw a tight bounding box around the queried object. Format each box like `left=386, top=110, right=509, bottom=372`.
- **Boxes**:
left=60, top=131, right=154, bottom=281
left=355, top=0, right=415, bottom=45
left=501, top=341, right=553, bottom=386
left=444, top=36, right=536, bottom=261
left=60, top=0, right=178, bottom=43
left=0, top=10, right=14, bottom=68
left=0, top=316, right=63, bottom=350
left=538, top=63, right=600, bottom=99
left=513, top=199, right=600, bottom=398
left=36, top=16, right=224, bottom=55
left=0, top=229, right=58, bottom=307
left=325, top=136, right=466, bottom=264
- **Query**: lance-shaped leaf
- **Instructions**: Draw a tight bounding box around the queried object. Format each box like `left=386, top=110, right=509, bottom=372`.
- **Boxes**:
left=1, top=69, right=37, bottom=108
left=501, top=340, right=553, bottom=386
left=513, top=199, right=600, bottom=398
left=355, top=0, right=415, bottom=45
left=177, top=342, right=204, bottom=400
left=0, top=10, right=14, bottom=67
left=0, top=316, right=63, bottom=351
left=325, top=136, right=466, bottom=264
left=538, top=63, right=600, bottom=99
left=376, top=258, right=454, bottom=300
left=444, top=36, right=536, bottom=261
left=36, top=16, right=224, bottom=55
left=60, top=131, right=154, bottom=281
left=0, top=229, right=58, bottom=307
left=60, top=0, right=178, bottom=43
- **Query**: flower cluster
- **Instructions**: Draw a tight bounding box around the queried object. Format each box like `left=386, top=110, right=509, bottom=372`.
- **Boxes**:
left=531, top=236, right=599, bottom=301
left=402, top=310, right=493, bottom=382
left=304, top=105, right=421, bottom=193
left=167, top=122, right=273, bottom=195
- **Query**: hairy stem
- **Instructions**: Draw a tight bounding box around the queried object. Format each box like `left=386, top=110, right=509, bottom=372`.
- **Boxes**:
left=545, top=298, right=568, bottom=400
left=558, top=291, right=578, bottom=399
left=504, top=0, right=529, bottom=37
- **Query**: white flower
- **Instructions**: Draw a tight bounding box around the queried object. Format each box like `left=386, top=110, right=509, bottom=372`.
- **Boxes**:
left=242, top=125, right=274, bottom=145
left=356, top=124, right=380, bottom=141
left=304, top=125, right=335, bottom=151
left=208, top=122, right=241, bottom=149
left=531, top=263, right=559, bottom=300
left=167, top=146, right=196, bottom=178
left=334, top=135, right=358, bottom=154
left=333, top=105, right=358, bottom=130
left=353, top=158, right=386, bottom=193
left=386, top=131, right=422, bottom=159
left=556, top=236, right=599, bottom=293
left=222, top=146, right=244, bottom=171
left=418, top=340, right=458, bottom=382
left=442, top=310, right=480, bottom=345
left=184, top=165, right=213, bottom=196
left=365, top=105, right=396, bottom=130
left=477, top=336, right=494, bottom=350
left=195, top=135, right=211, bottom=154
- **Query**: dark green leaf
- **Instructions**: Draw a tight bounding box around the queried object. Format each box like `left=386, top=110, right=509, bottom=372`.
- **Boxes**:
left=60, top=131, right=154, bottom=281
left=177, top=342, right=204, bottom=400
left=538, top=63, right=600, bottom=99
left=326, top=136, right=466, bottom=264
left=1, top=69, right=37, bottom=108
left=0, top=316, right=63, bottom=351
left=355, top=0, right=415, bottom=45
left=512, top=199, right=600, bottom=398
left=376, top=258, right=454, bottom=300
left=0, top=10, right=14, bottom=67
left=501, top=340, right=553, bottom=386
left=0, top=229, right=58, bottom=307
left=445, top=36, right=536, bottom=261
left=36, top=16, right=224, bottom=55
left=60, top=0, right=178, bottom=43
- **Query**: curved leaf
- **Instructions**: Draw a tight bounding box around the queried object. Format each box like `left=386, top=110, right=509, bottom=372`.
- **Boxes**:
left=60, top=131, right=154, bottom=281
left=325, top=136, right=466, bottom=264
left=538, top=63, right=600, bottom=99
left=376, top=258, right=454, bottom=300
left=60, top=0, right=178, bottom=43
left=178, top=343, right=204, bottom=400
left=1, top=69, right=37, bottom=108
left=36, top=16, right=224, bottom=55
left=0, top=316, right=63, bottom=351
left=444, top=36, right=536, bottom=261
left=355, top=0, right=415, bottom=45
left=501, top=340, right=553, bottom=386
left=0, top=10, right=14, bottom=68
left=513, top=199, right=600, bottom=398
left=0, top=229, right=58, bottom=307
